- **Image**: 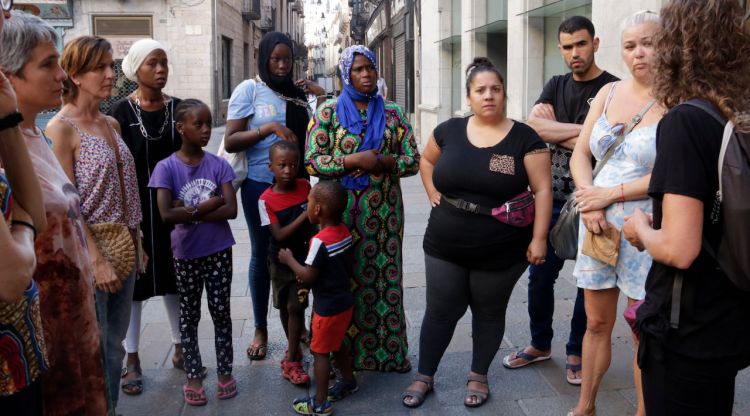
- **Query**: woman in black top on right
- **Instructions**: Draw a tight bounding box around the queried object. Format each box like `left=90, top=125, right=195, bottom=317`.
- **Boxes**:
left=401, top=57, right=552, bottom=408
left=623, top=1, right=750, bottom=414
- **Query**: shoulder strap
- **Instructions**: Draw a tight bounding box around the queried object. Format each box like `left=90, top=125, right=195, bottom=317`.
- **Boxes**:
left=592, top=98, right=656, bottom=178
left=602, top=82, right=618, bottom=114
left=102, top=121, right=130, bottom=224
left=681, top=99, right=733, bottom=201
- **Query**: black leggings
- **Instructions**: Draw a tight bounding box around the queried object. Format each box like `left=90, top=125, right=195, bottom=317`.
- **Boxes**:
left=640, top=334, right=739, bottom=415
left=418, top=254, right=527, bottom=376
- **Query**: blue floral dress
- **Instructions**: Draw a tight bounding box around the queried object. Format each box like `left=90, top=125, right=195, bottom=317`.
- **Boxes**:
left=573, top=83, right=656, bottom=300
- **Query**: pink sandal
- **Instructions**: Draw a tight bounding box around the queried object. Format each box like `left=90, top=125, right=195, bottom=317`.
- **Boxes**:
left=216, top=377, right=238, bottom=400
left=182, top=384, right=207, bottom=406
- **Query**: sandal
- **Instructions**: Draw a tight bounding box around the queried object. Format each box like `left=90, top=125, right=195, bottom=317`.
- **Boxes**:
left=182, top=384, right=208, bottom=406
left=216, top=376, right=238, bottom=400
left=281, top=348, right=304, bottom=368
left=120, top=364, right=143, bottom=395
left=566, top=362, right=583, bottom=386
left=464, top=373, right=490, bottom=408
left=172, top=356, right=208, bottom=379
left=401, top=373, right=434, bottom=408
left=327, top=378, right=359, bottom=402
left=502, top=348, right=551, bottom=369
left=292, top=396, right=333, bottom=415
left=246, top=340, right=267, bottom=361
left=282, top=361, right=311, bottom=385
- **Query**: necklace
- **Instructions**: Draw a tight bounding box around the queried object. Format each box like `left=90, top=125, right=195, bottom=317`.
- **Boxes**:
left=131, top=93, right=171, bottom=141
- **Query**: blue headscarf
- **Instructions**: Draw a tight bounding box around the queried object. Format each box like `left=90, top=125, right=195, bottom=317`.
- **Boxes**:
left=336, top=45, right=386, bottom=191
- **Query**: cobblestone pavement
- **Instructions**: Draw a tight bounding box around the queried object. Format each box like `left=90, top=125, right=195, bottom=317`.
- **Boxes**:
left=118, top=127, right=749, bottom=415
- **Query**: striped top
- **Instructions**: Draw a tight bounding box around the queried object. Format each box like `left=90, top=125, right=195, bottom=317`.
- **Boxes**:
left=305, top=223, right=354, bottom=316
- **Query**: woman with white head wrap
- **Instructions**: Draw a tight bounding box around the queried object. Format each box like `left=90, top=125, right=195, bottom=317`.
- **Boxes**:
left=109, top=38, right=189, bottom=396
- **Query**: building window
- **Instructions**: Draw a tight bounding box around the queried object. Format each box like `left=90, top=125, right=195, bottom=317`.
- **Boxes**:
left=222, top=36, right=233, bottom=99
left=93, top=15, right=153, bottom=37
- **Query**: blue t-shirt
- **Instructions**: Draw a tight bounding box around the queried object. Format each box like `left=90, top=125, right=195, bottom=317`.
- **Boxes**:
left=148, top=152, right=236, bottom=259
left=227, top=78, right=287, bottom=184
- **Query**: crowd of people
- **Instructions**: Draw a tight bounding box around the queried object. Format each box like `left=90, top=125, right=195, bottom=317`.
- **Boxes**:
left=0, top=0, right=748, bottom=415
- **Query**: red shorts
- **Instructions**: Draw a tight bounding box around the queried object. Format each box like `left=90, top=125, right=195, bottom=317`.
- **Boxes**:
left=310, top=308, right=353, bottom=354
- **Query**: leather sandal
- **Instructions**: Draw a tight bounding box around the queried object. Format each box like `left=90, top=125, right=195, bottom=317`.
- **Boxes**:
left=464, top=373, right=490, bottom=408
left=120, top=364, right=143, bottom=395
left=401, top=373, right=434, bottom=408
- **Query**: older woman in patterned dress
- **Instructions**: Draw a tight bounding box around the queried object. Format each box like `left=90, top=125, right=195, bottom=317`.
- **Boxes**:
left=305, top=45, right=420, bottom=372
left=1, top=11, right=109, bottom=415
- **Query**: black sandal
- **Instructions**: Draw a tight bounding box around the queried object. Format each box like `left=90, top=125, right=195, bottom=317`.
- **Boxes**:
left=401, top=373, right=434, bottom=408
left=121, top=364, right=143, bottom=395
left=464, top=373, right=490, bottom=408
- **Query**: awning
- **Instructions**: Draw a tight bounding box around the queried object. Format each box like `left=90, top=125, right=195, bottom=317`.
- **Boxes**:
left=517, top=0, right=592, bottom=17
left=467, top=19, right=508, bottom=34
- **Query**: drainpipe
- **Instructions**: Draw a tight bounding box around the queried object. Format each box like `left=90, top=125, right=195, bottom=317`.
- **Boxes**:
left=211, top=0, right=220, bottom=124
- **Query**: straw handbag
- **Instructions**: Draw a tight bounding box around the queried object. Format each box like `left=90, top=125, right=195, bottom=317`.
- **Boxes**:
left=89, top=123, right=137, bottom=280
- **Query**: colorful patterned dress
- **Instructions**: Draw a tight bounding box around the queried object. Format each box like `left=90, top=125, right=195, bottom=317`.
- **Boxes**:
left=26, top=132, right=109, bottom=415
left=305, top=99, right=420, bottom=371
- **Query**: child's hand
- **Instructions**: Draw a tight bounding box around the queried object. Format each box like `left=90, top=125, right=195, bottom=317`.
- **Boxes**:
left=278, top=248, right=293, bottom=265
left=172, top=199, right=184, bottom=208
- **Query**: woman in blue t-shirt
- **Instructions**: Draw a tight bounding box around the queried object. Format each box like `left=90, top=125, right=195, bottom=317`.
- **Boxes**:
left=224, top=32, right=325, bottom=360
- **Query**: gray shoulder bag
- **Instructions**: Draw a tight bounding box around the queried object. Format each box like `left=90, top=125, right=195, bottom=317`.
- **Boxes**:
left=549, top=98, right=656, bottom=260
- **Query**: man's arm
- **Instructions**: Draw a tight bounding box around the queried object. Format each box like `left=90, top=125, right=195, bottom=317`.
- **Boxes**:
left=526, top=103, right=582, bottom=148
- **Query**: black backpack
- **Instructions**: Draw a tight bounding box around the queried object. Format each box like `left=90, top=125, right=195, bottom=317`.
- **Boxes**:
left=668, top=99, right=750, bottom=329
left=682, top=99, right=750, bottom=290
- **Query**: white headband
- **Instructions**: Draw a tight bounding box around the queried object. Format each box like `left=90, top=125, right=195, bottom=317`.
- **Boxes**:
left=122, top=38, right=167, bottom=82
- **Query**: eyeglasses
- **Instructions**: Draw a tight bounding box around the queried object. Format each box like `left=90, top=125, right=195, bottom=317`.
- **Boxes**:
left=1, top=0, right=12, bottom=13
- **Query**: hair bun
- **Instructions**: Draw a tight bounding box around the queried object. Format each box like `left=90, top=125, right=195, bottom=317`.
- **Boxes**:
left=466, top=57, right=495, bottom=75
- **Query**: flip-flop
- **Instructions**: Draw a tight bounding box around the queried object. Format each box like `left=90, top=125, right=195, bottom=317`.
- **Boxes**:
left=182, top=384, right=207, bottom=406
left=502, top=349, right=551, bottom=369
left=566, top=362, right=583, bottom=386
left=120, top=364, right=143, bottom=395
left=246, top=341, right=267, bottom=360
left=216, top=377, right=238, bottom=400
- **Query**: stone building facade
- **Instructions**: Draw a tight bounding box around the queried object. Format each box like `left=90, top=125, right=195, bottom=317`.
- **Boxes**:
left=17, top=0, right=306, bottom=124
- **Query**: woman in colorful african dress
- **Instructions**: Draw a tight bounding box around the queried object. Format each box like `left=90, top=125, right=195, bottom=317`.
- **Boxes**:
left=305, top=45, right=420, bottom=372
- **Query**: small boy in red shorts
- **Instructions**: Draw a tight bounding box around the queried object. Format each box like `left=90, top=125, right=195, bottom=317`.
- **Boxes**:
left=279, top=180, right=357, bottom=416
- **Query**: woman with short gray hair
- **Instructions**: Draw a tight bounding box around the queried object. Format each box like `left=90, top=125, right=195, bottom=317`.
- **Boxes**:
left=0, top=10, right=109, bottom=415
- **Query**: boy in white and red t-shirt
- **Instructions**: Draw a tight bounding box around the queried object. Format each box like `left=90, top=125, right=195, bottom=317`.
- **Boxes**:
left=279, top=180, right=357, bottom=416
left=259, top=141, right=316, bottom=385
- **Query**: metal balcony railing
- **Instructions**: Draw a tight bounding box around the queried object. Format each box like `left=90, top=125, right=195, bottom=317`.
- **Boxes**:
left=241, top=0, right=261, bottom=21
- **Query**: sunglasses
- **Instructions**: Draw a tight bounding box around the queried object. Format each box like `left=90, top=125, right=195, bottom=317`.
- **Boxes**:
left=1, top=0, right=12, bottom=13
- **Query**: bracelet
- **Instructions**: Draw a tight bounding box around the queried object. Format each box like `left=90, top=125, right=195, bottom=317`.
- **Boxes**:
left=619, top=183, right=625, bottom=202
left=0, top=111, right=23, bottom=132
left=10, top=219, right=36, bottom=240
left=256, top=126, right=263, bottom=139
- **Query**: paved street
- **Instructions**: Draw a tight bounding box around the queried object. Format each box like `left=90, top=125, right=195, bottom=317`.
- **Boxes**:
left=119, top=126, right=750, bottom=416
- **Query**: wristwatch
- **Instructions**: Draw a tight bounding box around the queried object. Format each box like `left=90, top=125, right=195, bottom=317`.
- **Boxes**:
left=0, top=111, right=23, bottom=132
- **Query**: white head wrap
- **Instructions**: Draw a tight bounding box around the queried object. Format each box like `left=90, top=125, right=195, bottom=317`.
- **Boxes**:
left=121, top=38, right=167, bottom=82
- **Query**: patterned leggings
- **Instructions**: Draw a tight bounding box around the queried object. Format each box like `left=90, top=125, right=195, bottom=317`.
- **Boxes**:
left=174, top=248, right=233, bottom=379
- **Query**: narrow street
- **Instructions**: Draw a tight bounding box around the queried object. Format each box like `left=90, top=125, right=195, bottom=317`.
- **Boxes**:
left=118, top=127, right=750, bottom=415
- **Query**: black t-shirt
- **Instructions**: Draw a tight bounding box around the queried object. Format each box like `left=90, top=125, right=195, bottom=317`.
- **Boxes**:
left=536, top=71, right=619, bottom=201
left=423, top=117, right=548, bottom=270
left=305, top=224, right=354, bottom=316
left=639, top=104, right=750, bottom=363
left=259, top=179, right=316, bottom=266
